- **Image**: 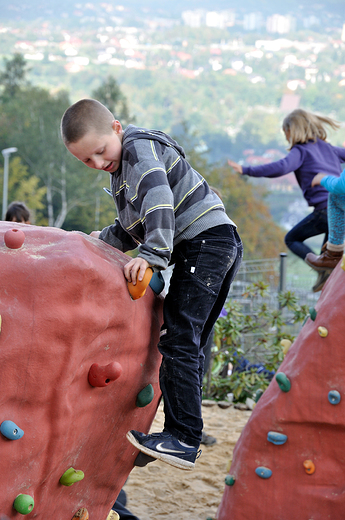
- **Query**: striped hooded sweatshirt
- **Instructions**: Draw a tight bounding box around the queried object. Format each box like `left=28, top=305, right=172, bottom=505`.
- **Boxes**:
left=99, top=125, right=235, bottom=270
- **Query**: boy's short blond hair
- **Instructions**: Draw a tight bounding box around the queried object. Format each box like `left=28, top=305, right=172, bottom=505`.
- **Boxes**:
left=282, top=109, right=340, bottom=150
left=61, top=99, right=115, bottom=144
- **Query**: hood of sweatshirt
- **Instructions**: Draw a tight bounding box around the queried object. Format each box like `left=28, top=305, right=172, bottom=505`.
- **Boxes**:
left=122, top=124, right=186, bottom=158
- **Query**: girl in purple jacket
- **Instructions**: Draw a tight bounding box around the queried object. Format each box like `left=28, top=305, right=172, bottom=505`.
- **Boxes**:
left=228, top=109, right=345, bottom=292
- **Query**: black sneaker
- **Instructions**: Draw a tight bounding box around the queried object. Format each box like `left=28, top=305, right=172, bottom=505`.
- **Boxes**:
left=126, top=430, right=200, bottom=471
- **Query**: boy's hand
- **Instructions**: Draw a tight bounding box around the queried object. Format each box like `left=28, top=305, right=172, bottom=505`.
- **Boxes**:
left=311, top=173, right=327, bottom=187
left=228, top=159, right=243, bottom=174
left=124, top=257, right=150, bottom=285
left=90, top=231, right=101, bottom=238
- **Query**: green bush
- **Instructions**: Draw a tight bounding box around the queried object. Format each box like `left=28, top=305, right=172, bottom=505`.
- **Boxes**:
left=204, top=282, right=309, bottom=403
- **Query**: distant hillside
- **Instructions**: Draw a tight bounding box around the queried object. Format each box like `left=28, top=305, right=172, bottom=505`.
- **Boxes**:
left=2, top=0, right=344, bottom=21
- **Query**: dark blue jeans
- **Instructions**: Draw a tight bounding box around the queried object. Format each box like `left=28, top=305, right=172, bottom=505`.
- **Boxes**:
left=158, top=224, right=243, bottom=447
left=112, top=489, right=140, bottom=520
left=284, top=208, right=328, bottom=260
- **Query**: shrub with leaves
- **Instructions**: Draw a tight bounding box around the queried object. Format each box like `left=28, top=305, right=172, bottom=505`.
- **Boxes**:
left=204, top=282, right=309, bottom=402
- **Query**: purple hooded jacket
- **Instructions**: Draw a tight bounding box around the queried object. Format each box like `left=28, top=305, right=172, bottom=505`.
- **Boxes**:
left=242, top=139, right=345, bottom=210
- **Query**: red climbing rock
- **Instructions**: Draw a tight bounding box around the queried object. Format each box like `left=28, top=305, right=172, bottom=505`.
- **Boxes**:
left=217, top=261, right=345, bottom=519
left=0, top=222, right=163, bottom=519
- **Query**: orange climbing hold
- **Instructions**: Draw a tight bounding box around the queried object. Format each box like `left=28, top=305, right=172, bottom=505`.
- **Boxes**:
left=127, top=268, right=153, bottom=300
left=303, top=460, right=315, bottom=475
left=71, top=507, right=89, bottom=519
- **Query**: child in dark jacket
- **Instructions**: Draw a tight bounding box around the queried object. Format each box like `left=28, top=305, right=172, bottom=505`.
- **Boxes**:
left=228, top=109, right=345, bottom=292
left=61, top=99, right=243, bottom=470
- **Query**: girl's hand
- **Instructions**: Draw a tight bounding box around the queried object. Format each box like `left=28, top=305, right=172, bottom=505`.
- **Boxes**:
left=228, top=159, right=243, bottom=174
left=311, top=173, right=327, bottom=187
left=124, top=257, right=150, bottom=285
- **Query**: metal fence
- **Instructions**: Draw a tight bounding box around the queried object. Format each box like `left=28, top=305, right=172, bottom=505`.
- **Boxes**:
left=226, top=253, right=319, bottom=364
left=229, top=253, right=319, bottom=308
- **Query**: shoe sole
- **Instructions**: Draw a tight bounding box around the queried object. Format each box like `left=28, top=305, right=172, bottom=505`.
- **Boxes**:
left=312, top=275, right=331, bottom=292
left=305, top=259, right=333, bottom=273
left=126, top=431, right=195, bottom=471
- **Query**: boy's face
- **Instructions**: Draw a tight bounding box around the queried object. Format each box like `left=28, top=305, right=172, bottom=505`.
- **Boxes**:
left=67, top=120, right=123, bottom=173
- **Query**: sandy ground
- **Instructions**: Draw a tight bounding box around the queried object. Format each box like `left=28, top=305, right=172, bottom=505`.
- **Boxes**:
left=124, top=401, right=251, bottom=520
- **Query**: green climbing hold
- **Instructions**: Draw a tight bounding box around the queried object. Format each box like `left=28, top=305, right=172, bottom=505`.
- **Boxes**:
left=254, top=389, right=264, bottom=402
left=59, top=467, right=85, bottom=486
left=275, top=372, right=291, bottom=392
left=225, top=474, right=236, bottom=486
left=136, top=384, right=154, bottom=407
left=13, top=494, right=34, bottom=515
left=309, top=307, right=317, bottom=321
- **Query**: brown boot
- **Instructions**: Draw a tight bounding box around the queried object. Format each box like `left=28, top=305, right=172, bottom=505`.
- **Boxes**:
left=305, top=248, right=343, bottom=272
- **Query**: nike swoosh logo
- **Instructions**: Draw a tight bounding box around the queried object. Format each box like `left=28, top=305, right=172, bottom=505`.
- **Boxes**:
left=156, top=443, right=185, bottom=454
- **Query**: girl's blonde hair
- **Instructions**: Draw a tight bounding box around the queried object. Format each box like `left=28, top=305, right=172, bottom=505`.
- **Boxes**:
left=282, top=109, right=340, bottom=150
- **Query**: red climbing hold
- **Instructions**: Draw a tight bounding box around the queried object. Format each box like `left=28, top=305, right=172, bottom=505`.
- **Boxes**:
left=88, top=362, right=123, bottom=387
left=4, top=228, right=25, bottom=249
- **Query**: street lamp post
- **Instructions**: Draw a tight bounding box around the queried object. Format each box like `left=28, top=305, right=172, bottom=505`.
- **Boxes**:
left=2, top=147, right=18, bottom=220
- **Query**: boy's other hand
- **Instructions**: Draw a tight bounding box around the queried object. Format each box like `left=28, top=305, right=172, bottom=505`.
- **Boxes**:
left=124, top=257, right=150, bottom=285
left=311, top=173, right=327, bottom=187
left=90, top=231, right=101, bottom=238
left=227, top=159, right=243, bottom=174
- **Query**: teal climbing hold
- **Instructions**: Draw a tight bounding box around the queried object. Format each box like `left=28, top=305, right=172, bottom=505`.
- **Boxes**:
left=136, top=384, right=154, bottom=407
left=149, top=272, right=165, bottom=295
left=267, top=431, right=287, bottom=445
left=0, top=420, right=24, bottom=440
left=59, top=467, right=85, bottom=486
left=255, top=467, right=272, bottom=479
left=255, top=389, right=264, bottom=402
left=225, top=474, right=236, bottom=486
left=13, top=494, right=34, bottom=515
left=275, top=372, right=291, bottom=392
left=328, top=390, right=341, bottom=405
left=309, top=307, right=317, bottom=321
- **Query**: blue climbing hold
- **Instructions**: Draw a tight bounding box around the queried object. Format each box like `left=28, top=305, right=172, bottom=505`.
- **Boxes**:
left=0, top=420, right=24, bottom=440
left=149, top=272, right=165, bottom=295
left=255, top=467, right=272, bottom=479
left=328, top=390, right=341, bottom=405
left=267, top=431, right=287, bottom=445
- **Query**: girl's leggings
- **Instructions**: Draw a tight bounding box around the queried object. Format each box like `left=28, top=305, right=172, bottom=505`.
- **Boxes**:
left=328, top=193, right=345, bottom=245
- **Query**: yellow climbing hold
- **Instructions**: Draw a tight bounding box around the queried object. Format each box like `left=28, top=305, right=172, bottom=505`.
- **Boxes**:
left=0, top=315, right=2, bottom=332
left=106, top=511, right=120, bottom=520
left=281, top=339, right=292, bottom=356
left=341, top=254, right=345, bottom=271
left=318, top=326, right=328, bottom=338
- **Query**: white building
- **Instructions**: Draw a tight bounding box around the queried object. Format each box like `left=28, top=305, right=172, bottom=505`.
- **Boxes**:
left=266, top=14, right=296, bottom=34
left=181, top=10, right=206, bottom=28
left=243, top=12, right=264, bottom=31
left=182, top=9, right=235, bottom=28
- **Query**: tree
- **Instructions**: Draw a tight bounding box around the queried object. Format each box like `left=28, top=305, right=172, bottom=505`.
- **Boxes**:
left=0, top=53, right=30, bottom=100
left=92, top=76, right=134, bottom=126
left=171, top=121, right=285, bottom=260
left=205, top=165, right=286, bottom=260
left=0, top=85, right=111, bottom=230
left=0, top=156, right=46, bottom=224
